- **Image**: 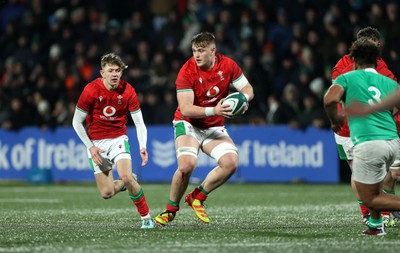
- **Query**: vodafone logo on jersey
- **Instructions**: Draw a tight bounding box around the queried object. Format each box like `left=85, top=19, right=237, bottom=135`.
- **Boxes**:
left=206, top=86, right=220, bottom=98
left=103, top=106, right=116, bottom=117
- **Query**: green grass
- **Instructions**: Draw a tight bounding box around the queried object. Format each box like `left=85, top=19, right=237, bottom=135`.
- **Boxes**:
left=1, top=183, right=399, bottom=253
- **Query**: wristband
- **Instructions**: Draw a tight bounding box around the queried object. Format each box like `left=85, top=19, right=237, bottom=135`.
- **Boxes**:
left=205, top=107, right=215, bottom=117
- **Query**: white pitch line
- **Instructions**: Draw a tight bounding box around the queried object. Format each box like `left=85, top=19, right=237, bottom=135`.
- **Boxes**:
left=0, top=198, right=60, bottom=203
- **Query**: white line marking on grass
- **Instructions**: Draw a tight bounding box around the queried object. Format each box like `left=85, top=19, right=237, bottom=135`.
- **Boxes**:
left=211, top=203, right=356, bottom=213
left=0, top=198, right=60, bottom=203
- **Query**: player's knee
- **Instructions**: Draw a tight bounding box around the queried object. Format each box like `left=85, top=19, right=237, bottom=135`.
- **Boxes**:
left=120, top=174, right=132, bottom=185
left=177, top=147, right=198, bottom=174
left=178, top=161, right=196, bottom=175
left=100, top=190, right=115, bottom=199
left=219, top=154, right=238, bottom=175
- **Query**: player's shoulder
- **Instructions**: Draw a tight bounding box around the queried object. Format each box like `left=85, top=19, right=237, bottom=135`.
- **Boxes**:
left=83, top=78, right=102, bottom=92
left=178, top=57, right=197, bottom=79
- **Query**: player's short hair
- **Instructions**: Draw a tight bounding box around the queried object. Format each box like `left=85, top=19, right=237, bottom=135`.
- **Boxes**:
left=101, top=53, right=127, bottom=69
left=191, top=32, right=216, bottom=48
left=349, top=38, right=379, bottom=67
left=356, top=26, right=380, bottom=41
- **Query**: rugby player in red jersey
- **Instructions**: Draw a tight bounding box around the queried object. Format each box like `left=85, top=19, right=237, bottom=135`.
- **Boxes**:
left=154, top=32, right=254, bottom=226
left=72, top=53, right=154, bottom=229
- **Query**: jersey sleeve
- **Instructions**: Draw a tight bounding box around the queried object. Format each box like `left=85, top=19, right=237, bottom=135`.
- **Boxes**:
left=176, top=62, right=193, bottom=91
left=76, top=86, right=94, bottom=113
left=333, top=74, right=348, bottom=90
left=229, top=58, right=243, bottom=81
left=127, top=85, right=140, bottom=112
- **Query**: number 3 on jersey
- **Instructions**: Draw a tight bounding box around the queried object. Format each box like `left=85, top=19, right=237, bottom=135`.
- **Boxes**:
left=367, top=86, right=381, bottom=105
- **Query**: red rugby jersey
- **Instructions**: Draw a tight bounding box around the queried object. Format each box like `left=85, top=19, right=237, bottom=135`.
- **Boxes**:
left=76, top=78, right=140, bottom=140
left=175, top=54, right=243, bottom=128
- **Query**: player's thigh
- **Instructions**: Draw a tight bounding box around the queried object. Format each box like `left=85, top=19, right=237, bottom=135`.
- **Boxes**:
left=354, top=180, right=382, bottom=204
left=115, top=155, right=133, bottom=178
left=95, top=170, right=115, bottom=192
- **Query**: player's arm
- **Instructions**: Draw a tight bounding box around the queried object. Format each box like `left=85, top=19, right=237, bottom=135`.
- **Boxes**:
left=324, top=84, right=345, bottom=133
left=72, top=108, right=104, bottom=165
left=237, top=83, right=254, bottom=102
left=234, top=83, right=253, bottom=115
left=346, top=88, right=400, bottom=117
left=177, top=90, right=231, bottom=118
left=232, top=71, right=254, bottom=101
left=369, top=88, right=400, bottom=112
left=72, top=108, right=93, bottom=149
left=130, top=109, right=148, bottom=166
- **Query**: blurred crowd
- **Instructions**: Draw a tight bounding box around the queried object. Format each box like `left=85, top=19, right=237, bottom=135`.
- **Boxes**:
left=1, top=0, right=400, bottom=131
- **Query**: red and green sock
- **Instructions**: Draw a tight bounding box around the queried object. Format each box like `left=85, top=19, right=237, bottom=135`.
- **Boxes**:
left=193, top=185, right=209, bottom=202
left=166, top=199, right=179, bottom=213
left=129, top=188, right=149, bottom=217
left=357, top=199, right=369, bottom=217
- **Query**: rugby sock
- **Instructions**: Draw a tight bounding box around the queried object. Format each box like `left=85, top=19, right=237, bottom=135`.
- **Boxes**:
left=190, top=186, right=201, bottom=199
left=357, top=199, right=369, bottom=217
left=166, top=199, right=179, bottom=212
left=195, top=185, right=209, bottom=202
left=368, top=217, right=383, bottom=228
left=129, top=188, right=150, bottom=217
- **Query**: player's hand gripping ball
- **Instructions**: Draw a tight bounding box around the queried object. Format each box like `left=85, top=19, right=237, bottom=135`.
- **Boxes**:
left=222, top=92, right=248, bottom=117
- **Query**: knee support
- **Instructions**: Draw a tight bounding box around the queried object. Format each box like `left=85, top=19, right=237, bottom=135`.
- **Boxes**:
left=210, top=143, right=238, bottom=162
left=176, top=147, right=198, bottom=159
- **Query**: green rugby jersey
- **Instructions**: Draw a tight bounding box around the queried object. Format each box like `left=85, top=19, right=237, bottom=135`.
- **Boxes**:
left=334, top=68, right=399, bottom=145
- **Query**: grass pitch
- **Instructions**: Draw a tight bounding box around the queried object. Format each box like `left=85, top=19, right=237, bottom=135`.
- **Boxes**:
left=1, top=183, right=399, bottom=253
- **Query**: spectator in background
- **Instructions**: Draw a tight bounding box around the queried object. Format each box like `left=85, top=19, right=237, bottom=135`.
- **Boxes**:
left=298, top=93, right=329, bottom=129
left=273, top=83, right=301, bottom=128
left=6, top=98, right=30, bottom=131
left=383, top=1, right=400, bottom=51
left=265, top=94, right=279, bottom=125
left=0, top=91, right=10, bottom=128
left=268, top=8, right=292, bottom=58
left=369, top=2, right=386, bottom=32
left=154, top=89, right=177, bottom=124
left=50, top=99, right=69, bottom=127
left=0, top=1, right=399, bottom=130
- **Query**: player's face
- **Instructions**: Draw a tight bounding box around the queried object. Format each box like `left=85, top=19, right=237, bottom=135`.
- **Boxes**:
left=192, top=43, right=216, bottom=70
left=100, top=64, right=123, bottom=90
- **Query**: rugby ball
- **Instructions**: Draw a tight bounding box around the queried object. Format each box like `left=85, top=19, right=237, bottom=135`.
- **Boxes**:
left=222, top=92, right=248, bottom=116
